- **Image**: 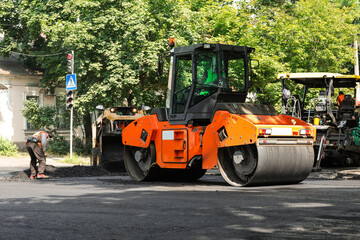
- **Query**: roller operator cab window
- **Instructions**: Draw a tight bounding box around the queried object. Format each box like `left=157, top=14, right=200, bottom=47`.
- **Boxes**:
left=191, top=51, right=247, bottom=106
left=225, top=51, right=246, bottom=92
left=172, top=50, right=247, bottom=114
left=191, top=52, right=223, bottom=106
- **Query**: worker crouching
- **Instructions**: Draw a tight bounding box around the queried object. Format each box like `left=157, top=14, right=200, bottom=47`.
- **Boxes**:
left=26, top=131, right=52, bottom=179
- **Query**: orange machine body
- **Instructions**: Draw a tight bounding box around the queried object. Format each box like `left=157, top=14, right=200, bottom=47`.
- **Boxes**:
left=122, top=110, right=316, bottom=170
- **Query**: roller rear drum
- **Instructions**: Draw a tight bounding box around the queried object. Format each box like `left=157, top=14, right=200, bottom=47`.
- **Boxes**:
left=124, top=144, right=156, bottom=181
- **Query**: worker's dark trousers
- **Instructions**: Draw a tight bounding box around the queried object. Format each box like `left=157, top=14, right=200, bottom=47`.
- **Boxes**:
left=26, top=142, right=46, bottom=176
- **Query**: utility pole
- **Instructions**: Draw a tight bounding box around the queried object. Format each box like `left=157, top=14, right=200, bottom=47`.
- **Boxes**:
left=70, top=50, right=74, bottom=158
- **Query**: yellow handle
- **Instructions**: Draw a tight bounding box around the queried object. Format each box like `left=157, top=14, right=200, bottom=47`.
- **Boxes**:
left=314, top=118, right=320, bottom=125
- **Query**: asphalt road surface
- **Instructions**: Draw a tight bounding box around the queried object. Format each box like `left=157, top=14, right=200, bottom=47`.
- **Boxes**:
left=1, top=175, right=360, bottom=240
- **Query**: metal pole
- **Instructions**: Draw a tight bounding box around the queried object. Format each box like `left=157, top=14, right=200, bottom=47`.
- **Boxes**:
left=70, top=50, right=74, bottom=158
left=355, top=39, right=359, bottom=76
left=70, top=106, right=73, bottom=158
left=355, top=39, right=360, bottom=105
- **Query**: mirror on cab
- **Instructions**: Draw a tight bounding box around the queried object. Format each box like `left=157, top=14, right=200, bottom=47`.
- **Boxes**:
left=96, top=105, right=105, bottom=111
left=157, top=56, right=163, bottom=76
left=142, top=105, right=151, bottom=111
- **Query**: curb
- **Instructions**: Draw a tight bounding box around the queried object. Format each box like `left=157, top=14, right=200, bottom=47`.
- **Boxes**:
left=337, top=170, right=360, bottom=180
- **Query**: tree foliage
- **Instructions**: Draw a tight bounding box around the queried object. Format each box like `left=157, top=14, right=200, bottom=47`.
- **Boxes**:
left=21, top=99, right=57, bottom=131
left=234, top=0, right=358, bottom=108
left=1, top=0, right=359, bottom=119
left=21, top=96, right=81, bottom=132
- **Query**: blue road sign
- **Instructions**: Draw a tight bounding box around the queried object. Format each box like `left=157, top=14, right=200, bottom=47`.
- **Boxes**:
left=66, top=74, right=77, bottom=90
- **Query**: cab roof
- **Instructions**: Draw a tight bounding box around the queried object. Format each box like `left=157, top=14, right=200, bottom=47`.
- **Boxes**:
left=173, top=43, right=254, bottom=55
left=278, top=72, right=360, bottom=88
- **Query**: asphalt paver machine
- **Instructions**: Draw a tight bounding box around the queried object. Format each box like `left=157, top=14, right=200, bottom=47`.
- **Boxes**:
left=279, top=73, right=360, bottom=166
left=122, top=43, right=316, bottom=186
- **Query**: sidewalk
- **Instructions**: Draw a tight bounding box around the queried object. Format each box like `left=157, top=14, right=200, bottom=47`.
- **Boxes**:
left=1, top=154, right=360, bottom=180
left=0, top=154, right=74, bottom=179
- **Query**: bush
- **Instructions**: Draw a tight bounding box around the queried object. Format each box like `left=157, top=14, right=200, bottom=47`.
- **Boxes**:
left=47, top=136, right=69, bottom=156
left=0, top=136, right=18, bottom=156
left=47, top=136, right=91, bottom=156
left=73, top=137, right=91, bottom=156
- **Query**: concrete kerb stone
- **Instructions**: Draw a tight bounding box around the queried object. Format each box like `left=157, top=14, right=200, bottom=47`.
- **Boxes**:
left=337, top=170, right=360, bottom=180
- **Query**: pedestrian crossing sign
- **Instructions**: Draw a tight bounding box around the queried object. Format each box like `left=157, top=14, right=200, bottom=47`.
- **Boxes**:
left=66, top=74, right=77, bottom=90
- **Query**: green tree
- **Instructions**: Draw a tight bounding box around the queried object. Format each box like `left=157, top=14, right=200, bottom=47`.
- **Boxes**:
left=21, top=96, right=81, bottom=133
left=0, top=0, right=204, bottom=139
left=1, top=0, right=359, bottom=118
left=241, top=0, right=358, bottom=107
left=21, top=99, right=57, bottom=131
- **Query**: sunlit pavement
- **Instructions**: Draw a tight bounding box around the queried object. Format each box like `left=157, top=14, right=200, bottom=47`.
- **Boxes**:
left=0, top=155, right=74, bottom=179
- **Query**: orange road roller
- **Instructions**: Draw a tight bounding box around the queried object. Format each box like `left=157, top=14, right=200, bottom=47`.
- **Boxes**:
left=122, top=42, right=315, bottom=186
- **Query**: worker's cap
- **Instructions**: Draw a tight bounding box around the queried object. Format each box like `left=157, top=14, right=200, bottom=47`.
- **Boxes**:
left=45, top=131, right=53, bottom=138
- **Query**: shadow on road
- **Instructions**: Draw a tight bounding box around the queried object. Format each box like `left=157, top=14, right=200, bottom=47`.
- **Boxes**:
left=1, top=171, right=360, bottom=240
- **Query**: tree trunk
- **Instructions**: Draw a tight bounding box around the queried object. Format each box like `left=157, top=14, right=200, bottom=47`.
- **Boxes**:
left=83, top=113, right=92, bottom=144
left=127, top=94, right=133, bottom=106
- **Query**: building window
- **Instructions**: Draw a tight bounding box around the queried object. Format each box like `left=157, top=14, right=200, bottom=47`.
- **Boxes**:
left=25, top=95, right=39, bottom=130
left=56, top=95, right=69, bottom=129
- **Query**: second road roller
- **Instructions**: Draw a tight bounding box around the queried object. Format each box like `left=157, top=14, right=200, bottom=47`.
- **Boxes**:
left=122, top=41, right=316, bottom=186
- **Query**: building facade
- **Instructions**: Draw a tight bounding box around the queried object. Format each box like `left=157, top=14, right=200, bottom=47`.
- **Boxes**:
left=0, top=53, right=69, bottom=149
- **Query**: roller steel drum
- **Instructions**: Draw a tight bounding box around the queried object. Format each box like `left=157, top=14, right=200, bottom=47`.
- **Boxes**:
left=218, top=141, right=314, bottom=187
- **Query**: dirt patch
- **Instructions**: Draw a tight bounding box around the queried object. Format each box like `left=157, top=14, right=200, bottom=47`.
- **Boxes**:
left=9, top=165, right=128, bottom=181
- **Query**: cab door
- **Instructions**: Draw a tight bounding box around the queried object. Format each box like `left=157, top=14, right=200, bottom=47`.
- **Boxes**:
left=170, top=54, right=193, bottom=121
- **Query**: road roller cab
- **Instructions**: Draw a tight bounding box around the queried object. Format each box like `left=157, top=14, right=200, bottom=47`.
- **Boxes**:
left=122, top=42, right=316, bottom=186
